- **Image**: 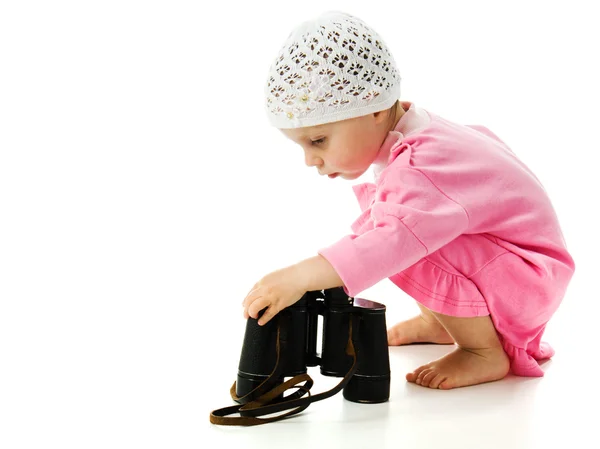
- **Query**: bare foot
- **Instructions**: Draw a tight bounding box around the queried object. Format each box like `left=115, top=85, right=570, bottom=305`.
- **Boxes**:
left=406, top=346, right=510, bottom=389
left=387, top=314, right=455, bottom=345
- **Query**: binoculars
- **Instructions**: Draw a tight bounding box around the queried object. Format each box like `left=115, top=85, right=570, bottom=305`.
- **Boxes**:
left=210, top=287, right=391, bottom=426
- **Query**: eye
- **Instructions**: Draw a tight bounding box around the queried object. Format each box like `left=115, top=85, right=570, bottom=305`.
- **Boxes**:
left=311, top=137, right=326, bottom=145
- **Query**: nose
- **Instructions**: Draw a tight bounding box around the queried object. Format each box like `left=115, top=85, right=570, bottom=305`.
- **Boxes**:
left=304, top=150, right=323, bottom=168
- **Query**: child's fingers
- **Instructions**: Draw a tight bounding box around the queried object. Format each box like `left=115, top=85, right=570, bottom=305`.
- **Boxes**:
left=247, top=297, right=270, bottom=319
left=257, top=305, right=279, bottom=326
left=242, top=286, right=261, bottom=307
left=244, top=283, right=258, bottom=300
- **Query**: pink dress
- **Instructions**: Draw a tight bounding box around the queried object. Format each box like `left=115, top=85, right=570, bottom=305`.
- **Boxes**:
left=318, top=103, right=575, bottom=377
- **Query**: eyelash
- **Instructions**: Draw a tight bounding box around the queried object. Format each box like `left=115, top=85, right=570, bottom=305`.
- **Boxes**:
left=311, top=138, right=326, bottom=145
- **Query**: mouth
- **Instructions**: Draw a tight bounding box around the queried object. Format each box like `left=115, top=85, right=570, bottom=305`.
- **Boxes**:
left=327, top=173, right=339, bottom=179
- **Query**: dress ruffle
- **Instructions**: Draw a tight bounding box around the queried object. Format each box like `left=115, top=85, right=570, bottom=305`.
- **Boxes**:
left=502, top=341, right=554, bottom=377
left=390, top=259, right=490, bottom=317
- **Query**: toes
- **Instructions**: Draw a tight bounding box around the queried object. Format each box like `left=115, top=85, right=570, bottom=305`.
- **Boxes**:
left=406, top=365, right=426, bottom=382
left=429, top=374, right=447, bottom=389
left=406, top=364, right=428, bottom=382
left=420, top=370, right=437, bottom=387
left=387, top=328, right=399, bottom=345
left=387, top=324, right=407, bottom=346
left=416, top=368, right=434, bottom=386
left=438, top=379, right=454, bottom=390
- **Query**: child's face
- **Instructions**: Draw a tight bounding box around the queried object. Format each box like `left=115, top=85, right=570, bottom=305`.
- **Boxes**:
left=280, top=111, right=390, bottom=181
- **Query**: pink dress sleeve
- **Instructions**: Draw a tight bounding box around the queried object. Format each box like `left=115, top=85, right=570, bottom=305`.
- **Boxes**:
left=318, top=167, right=469, bottom=297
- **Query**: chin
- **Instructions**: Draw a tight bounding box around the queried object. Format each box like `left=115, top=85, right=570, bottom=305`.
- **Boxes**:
left=341, top=172, right=363, bottom=180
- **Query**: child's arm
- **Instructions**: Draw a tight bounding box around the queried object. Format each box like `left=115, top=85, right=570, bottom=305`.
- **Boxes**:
left=242, top=255, right=343, bottom=326
left=295, top=255, right=344, bottom=291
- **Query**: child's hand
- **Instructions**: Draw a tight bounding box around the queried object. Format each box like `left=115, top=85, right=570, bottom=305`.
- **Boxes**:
left=242, top=265, right=307, bottom=326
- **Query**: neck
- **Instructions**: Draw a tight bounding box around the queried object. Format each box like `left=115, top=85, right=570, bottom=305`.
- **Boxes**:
left=387, top=101, right=406, bottom=133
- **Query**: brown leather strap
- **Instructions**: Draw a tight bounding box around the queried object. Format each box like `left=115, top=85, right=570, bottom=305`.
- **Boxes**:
left=209, top=374, right=314, bottom=426
left=209, top=315, right=359, bottom=426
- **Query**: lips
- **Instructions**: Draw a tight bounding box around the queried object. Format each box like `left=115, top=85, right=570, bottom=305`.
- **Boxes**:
left=328, top=173, right=339, bottom=179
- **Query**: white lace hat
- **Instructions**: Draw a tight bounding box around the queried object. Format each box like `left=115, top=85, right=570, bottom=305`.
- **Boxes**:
left=264, top=11, right=401, bottom=129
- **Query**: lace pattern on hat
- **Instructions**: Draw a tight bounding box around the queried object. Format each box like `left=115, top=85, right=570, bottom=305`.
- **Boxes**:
left=265, top=12, right=401, bottom=128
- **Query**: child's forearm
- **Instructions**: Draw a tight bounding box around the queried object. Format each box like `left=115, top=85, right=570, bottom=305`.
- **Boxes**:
left=293, top=255, right=345, bottom=292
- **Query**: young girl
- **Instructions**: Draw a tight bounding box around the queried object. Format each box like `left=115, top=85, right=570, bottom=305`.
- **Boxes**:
left=242, top=11, right=575, bottom=390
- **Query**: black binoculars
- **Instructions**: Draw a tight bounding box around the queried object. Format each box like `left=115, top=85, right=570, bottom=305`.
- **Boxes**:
left=210, top=287, right=391, bottom=426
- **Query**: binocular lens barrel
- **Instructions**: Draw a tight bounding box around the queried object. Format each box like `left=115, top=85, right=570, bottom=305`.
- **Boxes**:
left=236, top=289, right=390, bottom=404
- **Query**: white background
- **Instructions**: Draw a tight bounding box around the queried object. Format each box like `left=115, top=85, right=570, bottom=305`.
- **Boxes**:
left=1, top=1, right=598, bottom=448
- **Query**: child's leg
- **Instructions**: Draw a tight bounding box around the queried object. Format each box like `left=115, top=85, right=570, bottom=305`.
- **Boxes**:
left=406, top=311, right=510, bottom=389
left=387, top=301, right=454, bottom=345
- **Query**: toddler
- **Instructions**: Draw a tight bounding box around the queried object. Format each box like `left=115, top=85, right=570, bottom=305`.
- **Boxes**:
left=242, top=11, right=575, bottom=389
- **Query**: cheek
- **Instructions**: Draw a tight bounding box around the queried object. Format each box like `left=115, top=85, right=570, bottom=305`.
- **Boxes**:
left=327, top=153, right=365, bottom=174
left=333, top=140, right=377, bottom=170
